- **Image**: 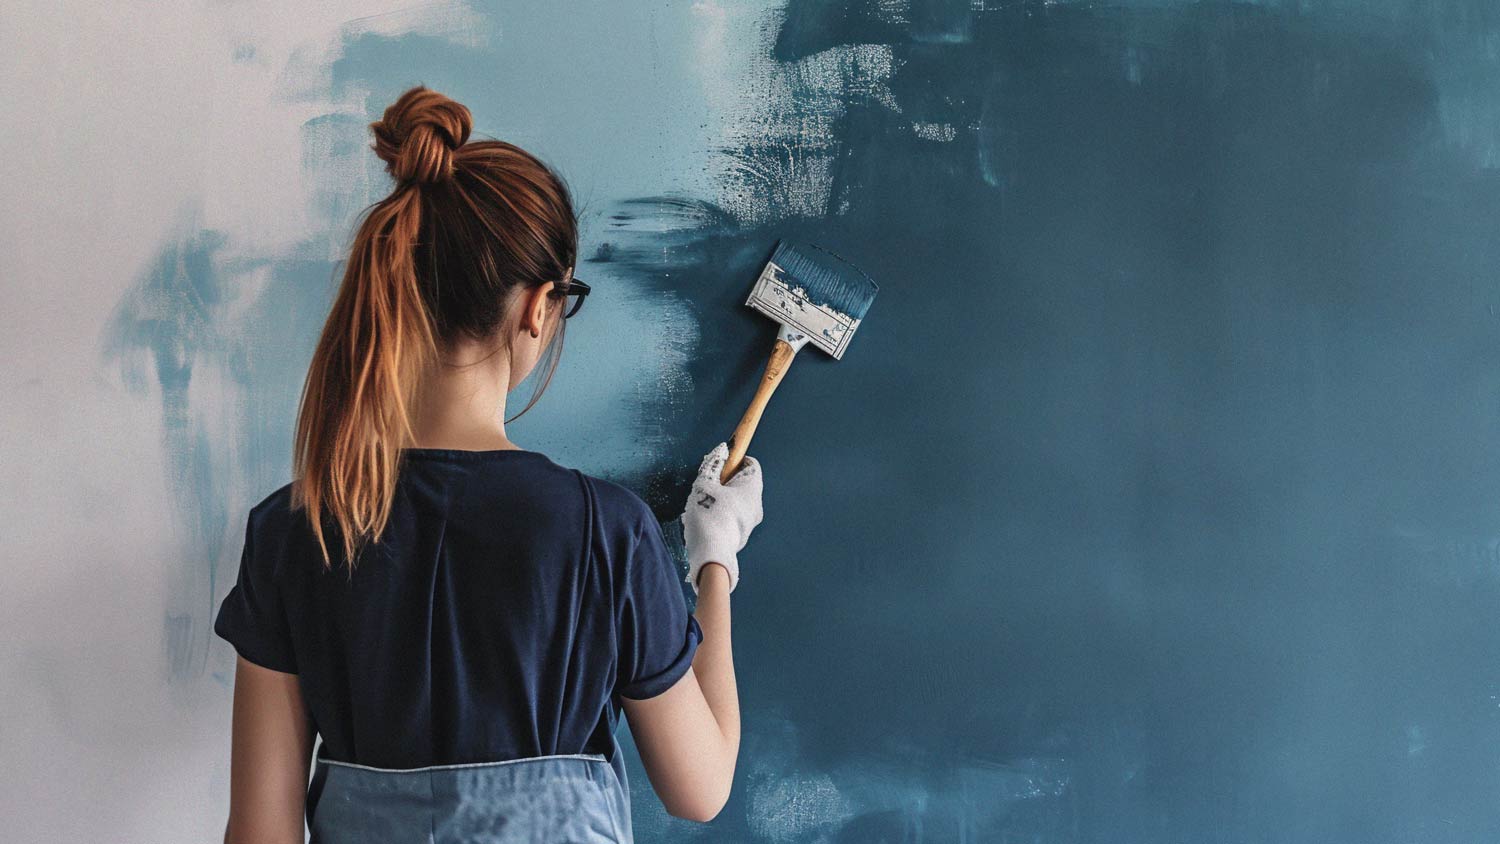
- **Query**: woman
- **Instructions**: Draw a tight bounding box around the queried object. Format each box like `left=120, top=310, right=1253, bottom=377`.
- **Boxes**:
left=213, top=86, right=761, bottom=843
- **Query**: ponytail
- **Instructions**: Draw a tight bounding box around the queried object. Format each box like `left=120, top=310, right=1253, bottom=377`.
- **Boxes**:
left=291, top=88, right=480, bottom=572
left=291, top=185, right=437, bottom=572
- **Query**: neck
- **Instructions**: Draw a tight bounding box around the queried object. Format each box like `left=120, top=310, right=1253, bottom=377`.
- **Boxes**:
left=408, top=338, right=519, bottom=451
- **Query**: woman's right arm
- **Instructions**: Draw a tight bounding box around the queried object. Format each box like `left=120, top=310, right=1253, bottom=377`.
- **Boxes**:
left=620, top=562, right=739, bottom=822
left=621, top=444, right=761, bottom=822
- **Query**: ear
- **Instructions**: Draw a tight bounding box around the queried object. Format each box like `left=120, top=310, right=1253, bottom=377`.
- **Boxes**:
left=520, top=281, right=557, bottom=336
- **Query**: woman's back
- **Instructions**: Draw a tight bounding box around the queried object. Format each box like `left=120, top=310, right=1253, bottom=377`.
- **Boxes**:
left=214, top=447, right=702, bottom=770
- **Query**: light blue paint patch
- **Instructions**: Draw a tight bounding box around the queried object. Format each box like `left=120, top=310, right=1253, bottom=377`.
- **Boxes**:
left=101, top=222, right=236, bottom=678
left=328, top=1, right=727, bottom=207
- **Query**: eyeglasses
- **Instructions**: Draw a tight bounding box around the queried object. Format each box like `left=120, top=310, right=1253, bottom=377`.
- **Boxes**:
left=549, top=277, right=591, bottom=319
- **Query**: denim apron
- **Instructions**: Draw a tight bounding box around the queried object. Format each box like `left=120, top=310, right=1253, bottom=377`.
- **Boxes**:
left=305, top=734, right=633, bottom=843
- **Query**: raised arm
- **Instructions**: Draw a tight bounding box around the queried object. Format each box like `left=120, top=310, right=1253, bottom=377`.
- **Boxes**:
left=620, top=444, right=762, bottom=822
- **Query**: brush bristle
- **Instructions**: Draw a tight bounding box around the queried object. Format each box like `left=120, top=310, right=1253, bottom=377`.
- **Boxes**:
left=766, top=240, right=878, bottom=320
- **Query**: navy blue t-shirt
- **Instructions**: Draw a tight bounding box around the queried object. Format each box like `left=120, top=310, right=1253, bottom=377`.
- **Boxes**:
left=213, top=447, right=702, bottom=769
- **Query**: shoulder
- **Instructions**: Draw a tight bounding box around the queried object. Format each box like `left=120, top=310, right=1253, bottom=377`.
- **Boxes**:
left=578, top=473, right=655, bottom=531
left=564, top=471, right=663, bottom=562
left=581, top=473, right=652, bottom=516
left=239, top=482, right=301, bottom=577
left=247, top=481, right=297, bottom=535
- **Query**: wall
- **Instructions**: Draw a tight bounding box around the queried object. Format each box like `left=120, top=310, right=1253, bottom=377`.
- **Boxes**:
left=5, top=0, right=1500, bottom=841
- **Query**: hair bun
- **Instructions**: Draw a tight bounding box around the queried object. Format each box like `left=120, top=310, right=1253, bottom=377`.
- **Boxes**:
left=370, top=86, right=473, bottom=184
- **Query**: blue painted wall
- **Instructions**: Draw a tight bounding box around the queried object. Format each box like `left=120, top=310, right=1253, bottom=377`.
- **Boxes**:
left=96, top=0, right=1500, bottom=840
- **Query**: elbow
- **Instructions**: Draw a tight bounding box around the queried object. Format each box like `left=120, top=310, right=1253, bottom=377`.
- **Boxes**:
left=666, top=769, right=734, bottom=823
left=669, top=793, right=728, bottom=824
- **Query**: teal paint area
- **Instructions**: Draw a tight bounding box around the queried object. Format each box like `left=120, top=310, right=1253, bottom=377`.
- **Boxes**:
left=103, top=0, right=1500, bottom=840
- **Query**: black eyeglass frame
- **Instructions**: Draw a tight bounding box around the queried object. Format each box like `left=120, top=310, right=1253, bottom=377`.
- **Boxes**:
left=549, top=277, right=591, bottom=319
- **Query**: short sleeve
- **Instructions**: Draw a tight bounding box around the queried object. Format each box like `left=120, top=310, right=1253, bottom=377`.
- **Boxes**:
left=214, top=509, right=298, bottom=674
left=616, top=513, right=703, bottom=700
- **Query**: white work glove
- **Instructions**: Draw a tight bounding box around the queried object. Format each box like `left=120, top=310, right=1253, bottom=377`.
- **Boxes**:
left=681, top=442, right=763, bottom=595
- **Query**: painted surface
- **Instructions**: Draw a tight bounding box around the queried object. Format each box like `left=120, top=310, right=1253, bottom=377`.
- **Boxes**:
left=6, top=0, right=1500, bottom=840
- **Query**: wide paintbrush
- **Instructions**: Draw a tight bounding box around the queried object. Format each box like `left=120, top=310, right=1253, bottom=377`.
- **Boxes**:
left=720, top=239, right=879, bottom=482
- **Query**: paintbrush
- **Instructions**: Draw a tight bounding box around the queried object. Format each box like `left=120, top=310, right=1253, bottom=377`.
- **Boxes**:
left=720, top=239, right=879, bottom=482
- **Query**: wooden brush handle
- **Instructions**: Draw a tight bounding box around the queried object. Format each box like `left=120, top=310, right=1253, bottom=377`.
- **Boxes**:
left=722, top=337, right=798, bottom=483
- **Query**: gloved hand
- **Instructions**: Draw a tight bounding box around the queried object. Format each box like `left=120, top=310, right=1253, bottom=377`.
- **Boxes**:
left=681, top=442, right=763, bottom=595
